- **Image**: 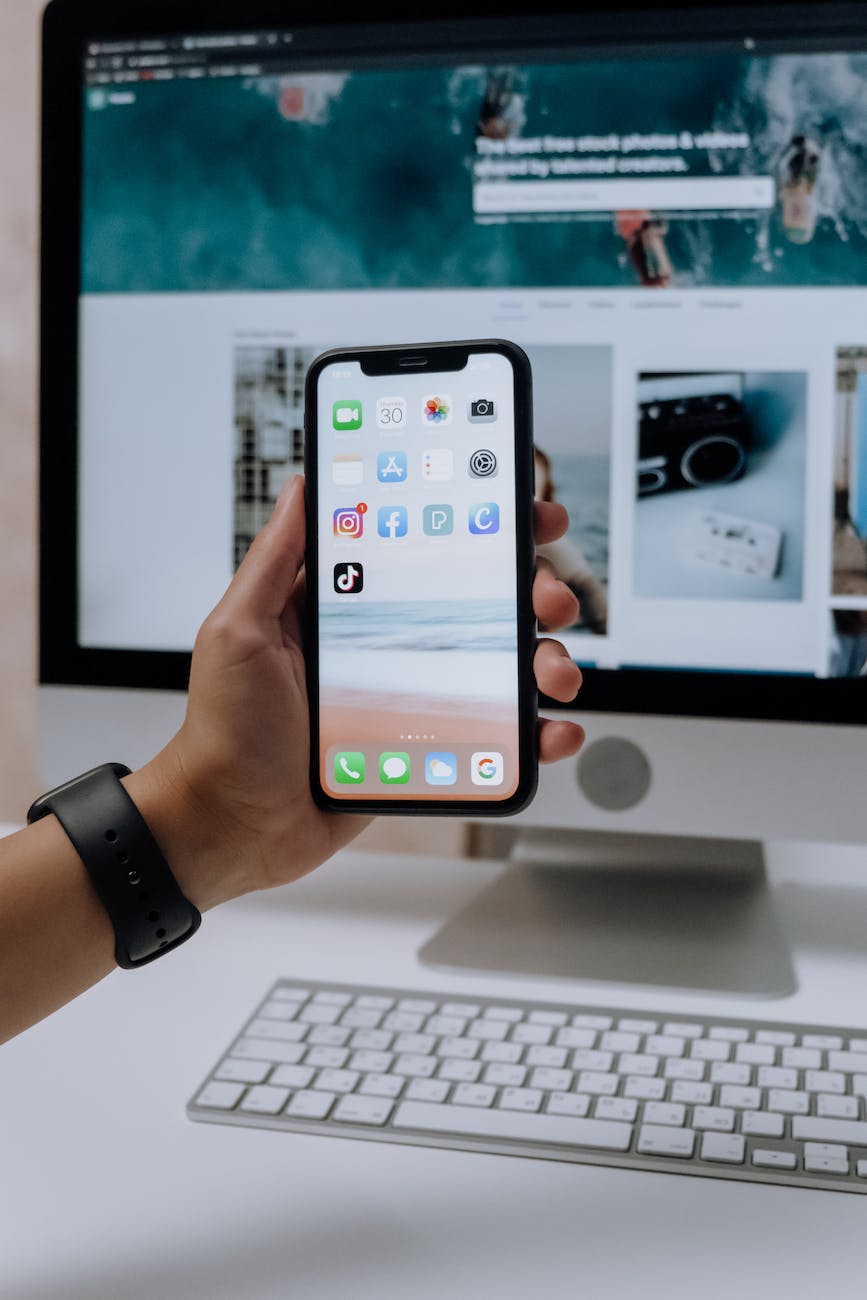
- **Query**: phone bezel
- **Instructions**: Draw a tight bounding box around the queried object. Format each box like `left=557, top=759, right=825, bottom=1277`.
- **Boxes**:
left=304, top=339, right=538, bottom=816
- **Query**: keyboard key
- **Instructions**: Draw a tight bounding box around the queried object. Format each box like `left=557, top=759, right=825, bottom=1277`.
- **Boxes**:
left=299, top=1005, right=342, bottom=1026
left=735, top=1043, right=775, bottom=1066
left=215, top=1058, right=271, bottom=1084
left=271, top=985, right=310, bottom=1001
left=359, top=1073, right=404, bottom=1099
left=816, top=1094, right=859, bottom=1120
left=340, top=1008, right=385, bottom=1029
left=356, top=995, right=394, bottom=1010
left=195, top=1081, right=244, bottom=1109
left=499, top=1087, right=543, bottom=1113
left=394, top=1102, right=632, bottom=1151
left=349, top=1030, right=393, bottom=1052
left=595, top=1097, right=638, bottom=1123
left=700, top=1132, right=745, bottom=1164
left=792, top=1117, right=867, bottom=1145
left=436, top=1037, right=479, bottom=1060
left=270, top=1064, right=315, bottom=1089
left=617, top=1053, right=658, bottom=1077
left=692, top=1106, right=735, bottom=1132
left=480, top=1041, right=523, bottom=1065
left=405, top=1078, right=450, bottom=1103
left=312, top=990, right=353, bottom=1007
left=259, top=1000, right=301, bottom=1021
left=247, top=1018, right=308, bottom=1042
left=752, top=1148, right=797, bottom=1170
left=233, top=1038, right=305, bottom=1064
left=718, top=1086, right=761, bottom=1111
left=711, top=1063, right=752, bottom=1086
left=802, top=1035, right=843, bottom=1051
left=397, top=998, right=438, bottom=1015
left=348, top=1050, right=394, bottom=1074
left=670, top=1081, right=713, bottom=1106
left=529, top=1068, right=573, bottom=1092
left=304, top=1046, right=350, bottom=1069
left=664, top=1058, right=705, bottom=1082
left=313, top=1068, right=358, bottom=1093
left=857, top=1160, right=867, bottom=1178
left=512, top=1024, right=552, bottom=1046
left=571, top=1049, right=613, bottom=1072
left=805, top=1070, right=845, bottom=1095
left=643, top=1102, right=685, bottom=1127
left=286, top=1090, right=335, bottom=1119
left=394, top=1054, right=439, bottom=1078
left=393, top=1033, right=435, bottom=1055
left=619, top=1018, right=658, bottom=1034
left=576, top=1071, right=619, bottom=1096
left=555, top=1027, right=597, bottom=1050
left=741, top=1111, right=784, bottom=1139
left=644, top=1035, right=685, bottom=1058
left=468, top=1020, right=509, bottom=1041
left=709, top=1026, right=749, bottom=1043
left=425, top=1016, right=467, bottom=1037
left=438, top=1058, right=482, bottom=1083
left=803, top=1142, right=848, bottom=1176
left=526, top=1045, right=568, bottom=1069
left=547, top=1092, right=590, bottom=1118
left=240, top=1085, right=290, bottom=1115
left=307, top=1025, right=350, bottom=1047
left=782, top=1047, right=821, bottom=1070
left=383, top=1012, right=426, bottom=1033
left=441, top=1003, right=481, bottom=1019
left=333, top=1095, right=394, bottom=1126
left=483, top=1006, right=524, bottom=1023
left=482, top=1063, right=527, bottom=1088
left=601, top=1031, right=640, bottom=1053
left=691, top=1040, right=730, bottom=1062
left=624, top=1076, right=667, bottom=1102
left=571, top=1014, right=612, bottom=1030
left=529, top=1010, right=569, bottom=1027
left=768, top=1090, right=809, bottom=1115
left=756, top=1066, right=797, bottom=1090
left=452, top=1083, right=496, bottom=1108
left=637, top=1125, right=695, bottom=1158
left=755, top=1030, right=796, bottom=1047
left=828, top=1051, right=867, bottom=1074
left=662, top=1022, right=703, bottom=1039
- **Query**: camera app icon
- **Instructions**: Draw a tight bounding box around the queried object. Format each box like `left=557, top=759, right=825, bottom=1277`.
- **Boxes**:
left=469, top=397, right=496, bottom=423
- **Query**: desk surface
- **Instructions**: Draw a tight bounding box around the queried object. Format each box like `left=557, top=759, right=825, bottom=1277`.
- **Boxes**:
left=4, top=842, right=867, bottom=1300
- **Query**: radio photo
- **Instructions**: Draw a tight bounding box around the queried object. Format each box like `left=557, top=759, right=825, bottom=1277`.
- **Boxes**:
left=637, top=392, right=751, bottom=496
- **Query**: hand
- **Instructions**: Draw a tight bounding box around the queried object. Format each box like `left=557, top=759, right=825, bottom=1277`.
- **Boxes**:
left=129, top=478, right=585, bottom=909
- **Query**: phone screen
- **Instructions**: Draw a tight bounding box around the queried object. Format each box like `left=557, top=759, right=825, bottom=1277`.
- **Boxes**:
left=307, top=343, right=534, bottom=809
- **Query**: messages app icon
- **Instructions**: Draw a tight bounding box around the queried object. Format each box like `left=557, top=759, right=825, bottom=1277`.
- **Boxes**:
left=380, top=752, right=411, bottom=784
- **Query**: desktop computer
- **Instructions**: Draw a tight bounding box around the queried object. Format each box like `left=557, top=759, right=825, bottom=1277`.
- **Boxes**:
left=39, top=0, right=867, bottom=1010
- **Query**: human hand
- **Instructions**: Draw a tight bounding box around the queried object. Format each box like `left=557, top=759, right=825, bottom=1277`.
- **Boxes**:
left=128, top=478, right=585, bottom=910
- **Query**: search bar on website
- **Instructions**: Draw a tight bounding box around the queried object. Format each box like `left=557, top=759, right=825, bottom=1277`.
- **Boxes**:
left=473, top=176, right=775, bottom=215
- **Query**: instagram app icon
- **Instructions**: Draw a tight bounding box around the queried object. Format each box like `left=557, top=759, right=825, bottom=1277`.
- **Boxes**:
left=333, top=503, right=367, bottom=538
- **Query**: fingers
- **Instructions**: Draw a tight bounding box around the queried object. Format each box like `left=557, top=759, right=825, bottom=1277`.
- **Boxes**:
left=538, top=718, right=585, bottom=765
left=221, top=476, right=306, bottom=623
left=533, top=560, right=580, bottom=630
left=534, top=637, right=582, bottom=703
left=533, top=499, right=569, bottom=546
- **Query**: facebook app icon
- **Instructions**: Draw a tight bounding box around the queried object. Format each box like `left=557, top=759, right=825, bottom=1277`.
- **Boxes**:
left=377, top=505, right=408, bottom=539
left=468, top=502, right=500, bottom=535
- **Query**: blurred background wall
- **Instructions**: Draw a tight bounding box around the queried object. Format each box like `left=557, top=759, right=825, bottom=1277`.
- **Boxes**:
left=0, top=2, right=42, bottom=820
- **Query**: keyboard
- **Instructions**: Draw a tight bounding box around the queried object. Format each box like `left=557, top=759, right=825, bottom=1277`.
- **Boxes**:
left=187, top=979, right=867, bottom=1194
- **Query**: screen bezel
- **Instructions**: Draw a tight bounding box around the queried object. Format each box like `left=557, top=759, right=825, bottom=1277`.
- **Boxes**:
left=304, top=340, right=538, bottom=815
left=40, top=0, right=867, bottom=723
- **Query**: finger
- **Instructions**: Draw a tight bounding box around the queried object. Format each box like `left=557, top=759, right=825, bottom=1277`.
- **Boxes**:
left=532, top=562, right=580, bottom=630
left=222, top=476, right=306, bottom=622
left=538, top=718, right=585, bottom=764
left=534, top=499, right=569, bottom=546
left=534, top=638, right=582, bottom=703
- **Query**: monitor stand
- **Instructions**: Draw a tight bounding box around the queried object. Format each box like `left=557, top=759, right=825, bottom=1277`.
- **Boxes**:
left=418, top=829, right=796, bottom=997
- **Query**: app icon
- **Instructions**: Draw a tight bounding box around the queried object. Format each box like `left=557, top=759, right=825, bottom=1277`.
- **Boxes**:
left=377, top=450, right=408, bottom=483
left=334, top=751, right=365, bottom=784
left=423, top=395, right=452, bottom=425
left=469, top=449, right=498, bottom=478
left=332, top=454, right=363, bottom=486
left=422, top=448, right=454, bottom=483
left=333, top=562, right=363, bottom=594
left=469, top=397, right=497, bottom=423
left=423, top=503, right=454, bottom=536
left=379, top=752, right=411, bottom=784
left=471, top=752, right=504, bottom=786
left=469, top=502, right=500, bottom=534
left=376, top=396, right=407, bottom=430
left=377, top=505, right=408, bottom=539
left=425, top=752, right=457, bottom=786
left=332, top=400, right=363, bottom=431
left=333, top=503, right=366, bottom=539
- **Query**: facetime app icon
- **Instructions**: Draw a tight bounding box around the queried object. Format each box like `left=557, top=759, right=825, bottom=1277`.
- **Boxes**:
left=332, top=400, right=362, bottom=431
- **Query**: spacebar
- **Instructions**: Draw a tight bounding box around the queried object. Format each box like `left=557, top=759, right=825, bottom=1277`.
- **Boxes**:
left=393, top=1102, right=633, bottom=1151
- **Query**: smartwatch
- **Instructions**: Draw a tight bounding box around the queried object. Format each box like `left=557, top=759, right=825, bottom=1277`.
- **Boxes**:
left=27, top=763, right=201, bottom=968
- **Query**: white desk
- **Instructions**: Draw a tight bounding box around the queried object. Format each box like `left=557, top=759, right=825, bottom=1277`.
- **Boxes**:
left=3, top=843, right=867, bottom=1300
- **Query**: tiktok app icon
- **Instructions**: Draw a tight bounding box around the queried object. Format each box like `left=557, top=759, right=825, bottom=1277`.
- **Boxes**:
left=333, top=562, right=364, bottom=594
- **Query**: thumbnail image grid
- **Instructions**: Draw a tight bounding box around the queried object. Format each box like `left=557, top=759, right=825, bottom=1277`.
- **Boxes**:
left=632, top=370, right=807, bottom=602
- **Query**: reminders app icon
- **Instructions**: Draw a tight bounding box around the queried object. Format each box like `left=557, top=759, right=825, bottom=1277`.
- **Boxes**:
left=425, top=752, right=457, bottom=786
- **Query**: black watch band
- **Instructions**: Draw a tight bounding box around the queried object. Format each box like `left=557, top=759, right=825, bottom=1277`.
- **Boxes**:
left=27, top=763, right=201, bottom=969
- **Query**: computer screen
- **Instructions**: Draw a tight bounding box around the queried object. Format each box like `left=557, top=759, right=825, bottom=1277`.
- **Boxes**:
left=39, top=1, right=867, bottom=875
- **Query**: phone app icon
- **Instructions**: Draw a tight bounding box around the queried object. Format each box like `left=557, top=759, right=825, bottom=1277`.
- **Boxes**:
left=333, top=400, right=363, bottom=431
left=377, top=505, right=408, bottom=539
left=377, top=450, right=407, bottom=484
left=423, top=503, right=454, bottom=536
left=423, top=395, right=452, bottom=426
left=469, top=398, right=497, bottom=423
left=333, top=504, right=366, bottom=538
left=469, top=449, right=497, bottom=478
left=422, top=448, right=454, bottom=483
left=425, top=752, right=457, bottom=786
left=332, top=454, right=363, bottom=486
left=334, top=751, right=365, bottom=784
left=380, top=752, right=411, bottom=784
left=471, top=752, right=504, bottom=786
left=333, top=562, right=363, bottom=594
left=376, top=397, right=407, bottom=430
left=469, top=502, right=500, bottom=534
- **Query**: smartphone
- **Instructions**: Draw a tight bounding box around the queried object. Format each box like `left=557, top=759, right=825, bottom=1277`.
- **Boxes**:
left=304, top=339, right=537, bottom=815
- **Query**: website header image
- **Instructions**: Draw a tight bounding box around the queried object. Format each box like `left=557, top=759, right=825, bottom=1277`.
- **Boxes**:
left=82, top=49, right=867, bottom=295
left=632, top=369, right=807, bottom=603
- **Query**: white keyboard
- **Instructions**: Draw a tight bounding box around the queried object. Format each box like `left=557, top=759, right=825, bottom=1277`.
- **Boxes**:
left=187, top=980, right=867, bottom=1194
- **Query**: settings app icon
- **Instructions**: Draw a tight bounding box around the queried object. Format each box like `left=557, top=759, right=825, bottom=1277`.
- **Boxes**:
left=469, top=449, right=498, bottom=478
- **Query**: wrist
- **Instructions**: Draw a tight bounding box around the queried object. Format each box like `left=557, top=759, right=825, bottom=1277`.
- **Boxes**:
left=124, top=746, right=254, bottom=913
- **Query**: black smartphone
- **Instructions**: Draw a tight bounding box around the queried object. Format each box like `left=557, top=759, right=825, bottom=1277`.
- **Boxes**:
left=304, top=339, right=537, bottom=815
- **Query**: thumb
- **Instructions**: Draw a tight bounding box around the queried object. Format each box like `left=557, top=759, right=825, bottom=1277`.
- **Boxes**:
left=222, top=475, right=307, bottom=622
